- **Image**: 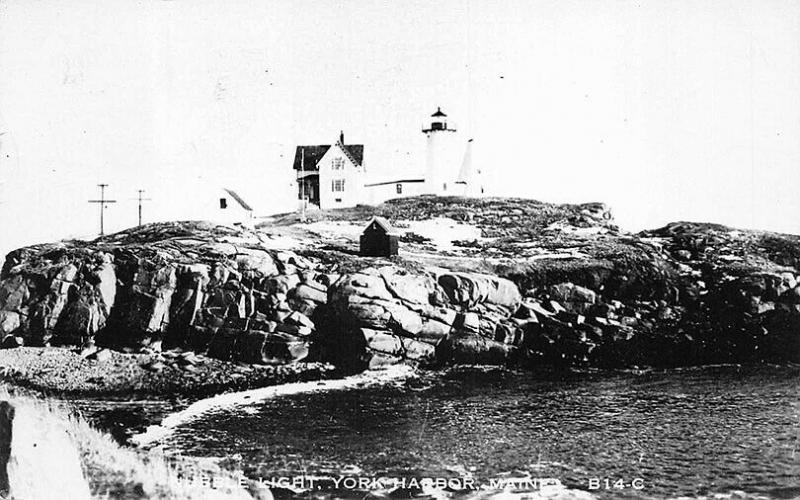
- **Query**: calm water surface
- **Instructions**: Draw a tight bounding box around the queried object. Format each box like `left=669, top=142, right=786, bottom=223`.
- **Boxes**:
left=80, top=366, right=800, bottom=499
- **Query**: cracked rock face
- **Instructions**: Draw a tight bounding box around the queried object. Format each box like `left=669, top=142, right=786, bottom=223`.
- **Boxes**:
left=0, top=223, right=327, bottom=366
left=1, top=207, right=799, bottom=372
left=325, top=265, right=524, bottom=369
left=0, top=222, right=527, bottom=369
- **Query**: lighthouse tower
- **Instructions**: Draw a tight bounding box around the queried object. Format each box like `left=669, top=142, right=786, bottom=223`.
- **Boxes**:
left=422, top=107, right=464, bottom=195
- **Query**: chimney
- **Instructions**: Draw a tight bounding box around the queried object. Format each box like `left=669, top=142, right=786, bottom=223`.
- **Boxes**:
left=339, top=130, right=344, bottom=144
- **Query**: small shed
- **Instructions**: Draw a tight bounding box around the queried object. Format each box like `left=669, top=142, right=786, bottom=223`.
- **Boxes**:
left=360, top=217, right=399, bottom=257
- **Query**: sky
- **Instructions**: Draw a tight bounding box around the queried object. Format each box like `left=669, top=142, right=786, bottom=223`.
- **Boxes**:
left=1, top=0, right=799, bottom=258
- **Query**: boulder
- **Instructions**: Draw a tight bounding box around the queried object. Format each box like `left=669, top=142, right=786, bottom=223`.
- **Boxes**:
left=548, top=282, right=598, bottom=306
left=262, top=334, right=309, bottom=364
left=378, top=266, right=434, bottom=305
left=234, top=248, right=279, bottom=277
left=521, top=300, right=554, bottom=320
left=333, top=273, right=394, bottom=302
left=88, top=348, right=113, bottom=362
left=362, top=329, right=404, bottom=356
left=0, top=336, right=23, bottom=349
left=0, top=275, right=30, bottom=312
left=117, top=264, right=176, bottom=337
left=231, top=330, right=308, bottom=364
left=400, top=338, right=436, bottom=363
left=0, top=312, right=20, bottom=337
left=284, top=311, right=314, bottom=329
left=416, top=319, right=451, bottom=345
left=494, top=322, right=519, bottom=345
left=439, top=335, right=514, bottom=365
left=367, top=352, right=404, bottom=369
left=419, top=306, right=458, bottom=326
left=384, top=302, right=423, bottom=335
left=346, top=301, right=391, bottom=328
left=28, top=264, right=79, bottom=343
left=275, top=323, right=313, bottom=337
left=455, top=312, right=481, bottom=334
left=437, top=272, right=521, bottom=315
left=289, top=284, right=327, bottom=304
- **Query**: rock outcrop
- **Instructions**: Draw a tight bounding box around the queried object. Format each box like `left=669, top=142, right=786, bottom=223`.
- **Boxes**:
left=0, top=223, right=327, bottom=366
left=324, top=266, right=521, bottom=369
left=1, top=198, right=799, bottom=373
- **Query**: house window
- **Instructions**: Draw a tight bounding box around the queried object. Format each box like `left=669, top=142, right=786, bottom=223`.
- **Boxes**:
left=396, top=183, right=403, bottom=194
left=335, top=198, right=342, bottom=203
left=443, top=183, right=447, bottom=191
left=332, top=157, right=345, bottom=170
left=219, top=198, right=227, bottom=209
left=332, top=179, right=345, bottom=192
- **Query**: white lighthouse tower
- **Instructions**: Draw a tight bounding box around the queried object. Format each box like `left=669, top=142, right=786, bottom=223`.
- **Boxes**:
left=422, top=107, right=464, bottom=195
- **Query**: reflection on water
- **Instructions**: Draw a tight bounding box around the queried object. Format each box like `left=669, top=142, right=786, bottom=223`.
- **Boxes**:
left=70, top=398, right=181, bottom=444
left=82, top=366, right=800, bottom=499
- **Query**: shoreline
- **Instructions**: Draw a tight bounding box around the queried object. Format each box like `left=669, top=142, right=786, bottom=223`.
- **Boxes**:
left=130, top=364, right=415, bottom=447
left=0, top=346, right=340, bottom=399
left=2, top=345, right=798, bottom=401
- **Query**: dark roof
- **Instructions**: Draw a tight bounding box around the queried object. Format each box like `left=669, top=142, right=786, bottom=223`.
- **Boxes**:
left=339, top=142, right=364, bottom=168
left=223, top=188, right=253, bottom=211
left=364, top=216, right=395, bottom=234
left=431, top=107, right=447, bottom=117
left=293, top=144, right=364, bottom=170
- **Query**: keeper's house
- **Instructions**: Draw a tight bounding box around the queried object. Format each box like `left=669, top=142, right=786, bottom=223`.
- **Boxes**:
left=294, top=131, right=365, bottom=210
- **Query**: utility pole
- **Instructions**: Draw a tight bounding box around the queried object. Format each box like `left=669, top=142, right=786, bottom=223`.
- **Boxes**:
left=88, top=184, right=117, bottom=236
left=135, top=189, right=152, bottom=226
left=299, top=148, right=307, bottom=222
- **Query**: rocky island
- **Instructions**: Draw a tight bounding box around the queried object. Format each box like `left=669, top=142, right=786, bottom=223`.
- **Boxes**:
left=0, top=196, right=798, bottom=396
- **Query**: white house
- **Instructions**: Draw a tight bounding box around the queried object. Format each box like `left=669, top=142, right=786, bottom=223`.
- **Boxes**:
left=294, top=132, right=365, bottom=210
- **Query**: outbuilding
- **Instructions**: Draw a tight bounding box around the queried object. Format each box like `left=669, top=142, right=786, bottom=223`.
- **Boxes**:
left=360, top=217, right=399, bottom=257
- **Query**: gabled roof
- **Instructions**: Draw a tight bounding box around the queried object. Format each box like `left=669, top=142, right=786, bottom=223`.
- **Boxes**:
left=293, top=143, right=364, bottom=170
left=364, top=216, right=395, bottom=234
left=431, top=107, right=447, bottom=117
left=223, top=188, right=253, bottom=211
left=293, top=145, right=329, bottom=171
left=337, top=141, right=364, bottom=168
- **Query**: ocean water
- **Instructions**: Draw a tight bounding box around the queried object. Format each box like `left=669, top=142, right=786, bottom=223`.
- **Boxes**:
left=109, top=365, right=800, bottom=500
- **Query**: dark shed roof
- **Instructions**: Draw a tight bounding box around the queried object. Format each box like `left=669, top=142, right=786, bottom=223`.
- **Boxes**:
left=364, top=216, right=395, bottom=234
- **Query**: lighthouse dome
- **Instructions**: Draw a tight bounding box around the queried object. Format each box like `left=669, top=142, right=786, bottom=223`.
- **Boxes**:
left=424, top=107, right=455, bottom=132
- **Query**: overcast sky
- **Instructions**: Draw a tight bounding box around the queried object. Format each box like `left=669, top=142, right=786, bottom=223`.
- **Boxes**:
left=1, top=0, right=799, bottom=257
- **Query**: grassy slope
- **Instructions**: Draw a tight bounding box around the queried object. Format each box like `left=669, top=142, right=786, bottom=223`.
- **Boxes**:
left=1, top=387, right=257, bottom=499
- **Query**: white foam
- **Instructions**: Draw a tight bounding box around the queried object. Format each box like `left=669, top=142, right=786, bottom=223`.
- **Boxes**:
left=130, top=365, right=414, bottom=447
